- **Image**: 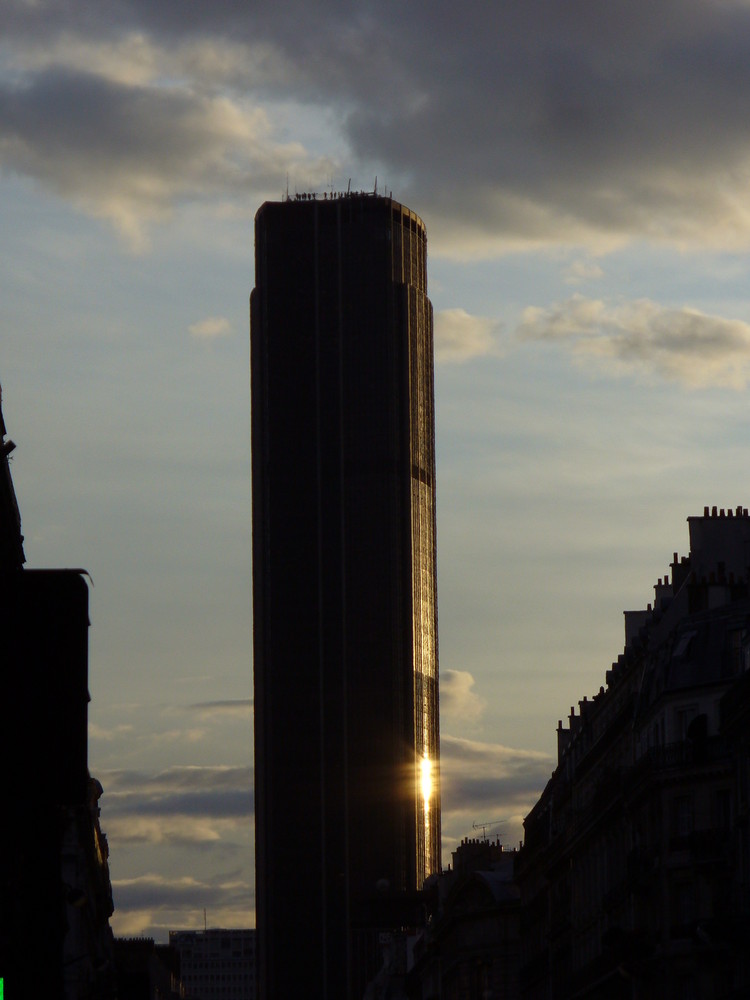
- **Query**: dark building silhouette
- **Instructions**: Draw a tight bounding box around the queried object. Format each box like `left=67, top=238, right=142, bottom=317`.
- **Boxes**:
left=0, top=385, right=115, bottom=998
left=517, top=507, right=750, bottom=999
left=410, top=838, right=521, bottom=1000
left=114, top=937, right=184, bottom=1000
left=0, top=386, right=24, bottom=570
left=251, top=193, right=441, bottom=997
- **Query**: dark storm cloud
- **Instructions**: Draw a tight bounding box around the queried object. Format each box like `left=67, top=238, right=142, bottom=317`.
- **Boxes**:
left=5, top=1, right=750, bottom=249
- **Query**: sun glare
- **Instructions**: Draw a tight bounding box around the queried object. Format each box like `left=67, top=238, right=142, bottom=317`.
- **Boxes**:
left=420, top=755, right=432, bottom=805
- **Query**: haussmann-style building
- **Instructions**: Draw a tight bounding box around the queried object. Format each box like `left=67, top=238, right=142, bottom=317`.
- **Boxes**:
left=517, top=507, right=750, bottom=999
left=250, top=191, right=441, bottom=998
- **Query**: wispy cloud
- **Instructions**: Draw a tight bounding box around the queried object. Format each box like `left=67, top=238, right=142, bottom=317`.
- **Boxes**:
left=104, top=764, right=252, bottom=796
left=189, top=316, right=232, bottom=339
left=105, top=816, right=233, bottom=847
left=89, top=722, right=135, bottom=742
left=101, top=765, right=253, bottom=845
left=110, top=873, right=253, bottom=937
left=563, top=259, right=605, bottom=285
left=518, top=294, right=750, bottom=388
left=186, top=699, right=252, bottom=717
left=101, top=768, right=255, bottom=935
left=113, top=872, right=252, bottom=911
left=434, top=309, right=501, bottom=363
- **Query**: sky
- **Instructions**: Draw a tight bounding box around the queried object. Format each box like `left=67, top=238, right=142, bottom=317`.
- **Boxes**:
left=4, top=0, right=750, bottom=940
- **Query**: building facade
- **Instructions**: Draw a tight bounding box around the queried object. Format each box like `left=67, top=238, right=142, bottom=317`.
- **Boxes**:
left=517, top=507, right=750, bottom=999
left=168, top=929, right=255, bottom=1000
left=0, top=384, right=116, bottom=998
left=251, top=193, right=441, bottom=997
left=114, top=937, right=186, bottom=1000
left=411, top=839, right=521, bottom=1000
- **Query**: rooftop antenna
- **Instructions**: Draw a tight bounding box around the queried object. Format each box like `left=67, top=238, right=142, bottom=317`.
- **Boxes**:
left=374, top=176, right=378, bottom=196
left=472, top=819, right=504, bottom=842
left=347, top=178, right=351, bottom=195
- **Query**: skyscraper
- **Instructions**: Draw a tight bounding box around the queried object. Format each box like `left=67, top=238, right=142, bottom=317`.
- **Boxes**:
left=251, top=193, right=440, bottom=997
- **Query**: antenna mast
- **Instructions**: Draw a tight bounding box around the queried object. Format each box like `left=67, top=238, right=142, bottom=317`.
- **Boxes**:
left=472, top=819, right=504, bottom=842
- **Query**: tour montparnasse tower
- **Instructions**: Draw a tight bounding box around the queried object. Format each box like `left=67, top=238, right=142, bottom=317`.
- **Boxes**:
left=251, top=191, right=440, bottom=997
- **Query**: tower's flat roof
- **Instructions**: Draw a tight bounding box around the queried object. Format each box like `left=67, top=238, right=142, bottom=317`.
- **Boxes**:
left=257, top=191, right=426, bottom=233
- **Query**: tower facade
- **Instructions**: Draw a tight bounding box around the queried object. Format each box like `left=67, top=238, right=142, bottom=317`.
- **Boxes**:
left=251, top=194, right=440, bottom=997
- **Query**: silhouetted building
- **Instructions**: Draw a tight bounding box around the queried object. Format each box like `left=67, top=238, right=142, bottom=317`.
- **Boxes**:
left=718, top=657, right=750, bottom=990
left=169, top=929, right=255, bottom=1000
left=0, top=385, right=115, bottom=998
left=0, top=385, right=24, bottom=570
left=410, top=839, right=520, bottom=1000
left=251, top=193, right=441, bottom=997
left=114, top=938, right=185, bottom=1000
left=517, top=507, right=750, bottom=999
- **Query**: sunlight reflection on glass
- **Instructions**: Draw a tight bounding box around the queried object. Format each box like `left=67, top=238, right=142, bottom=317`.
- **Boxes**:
left=421, top=755, right=432, bottom=805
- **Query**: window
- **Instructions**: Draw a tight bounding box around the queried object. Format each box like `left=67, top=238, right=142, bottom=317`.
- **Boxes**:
left=672, top=795, right=694, bottom=837
left=716, top=788, right=731, bottom=830
left=675, top=705, right=698, bottom=740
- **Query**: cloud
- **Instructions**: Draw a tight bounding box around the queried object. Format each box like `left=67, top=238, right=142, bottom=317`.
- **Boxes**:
left=110, top=873, right=253, bottom=937
left=434, top=309, right=501, bottom=363
left=89, top=722, right=135, bottom=742
left=104, top=764, right=252, bottom=795
left=0, top=66, right=331, bottom=249
left=98, top=767, right=254, bottom=937
left=5, top=3, right=750, bottom=252
left=112, top=873, right=251, bottom=911
left=440, top=670, right=485, bottom=722
left=563, top=259, right=605, bottom=285
left=189, top=316, right=232, bottom=339
left=518, top=294, right=750, bottom=388
left=441, top=733, right=551, bottom=770
left=439, top=734, right=553, bottom=813
left=186, top=699, right=252, bottom=717
left=438, top=734, right=554, bottom=850
left=109, top=790, right=251, bottom=820
left=11, top=31, right=291, bottom=93
left=105, top=816, right=233, bottom=847
left=99, top=765, right=253, bottom=844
